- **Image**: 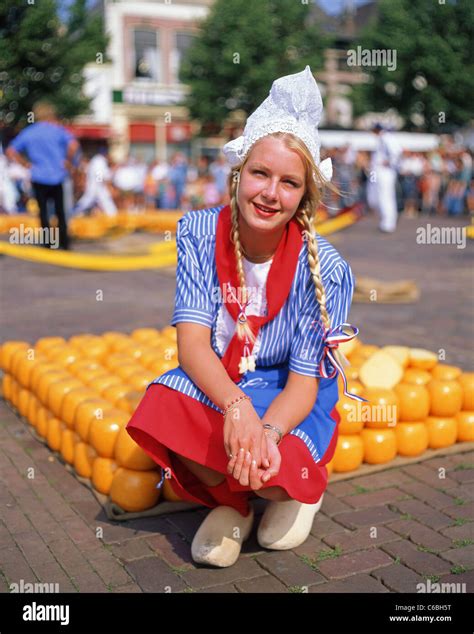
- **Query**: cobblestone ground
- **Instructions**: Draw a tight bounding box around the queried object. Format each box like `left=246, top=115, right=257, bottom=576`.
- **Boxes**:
left=0, top=210, right=473, bottom=593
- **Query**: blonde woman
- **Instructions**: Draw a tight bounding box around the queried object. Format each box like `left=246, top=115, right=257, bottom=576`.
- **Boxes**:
left=126, top=67, right=363, bottom=568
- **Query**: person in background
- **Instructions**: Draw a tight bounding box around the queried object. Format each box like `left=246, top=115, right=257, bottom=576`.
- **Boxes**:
left=202, top=172, right=221, bottom=207
left=0, top=148, right=18, bottom=214
left=73, top=147, right=117, bottom=217
left=132, top=154, right=148, bottom=211
left=209, top=153, right=231, bottom=204
left=337, top=144, right=356, bottom=208
left=196, top=155, right=209, bottom=178
left=183, top=172, right=205, bottom=211
left=168, top=152, right=188, bottom=209
left=460, top=149, right=473, bottom=202
left=420, top=150, right=443, bottom=216
left=443, top=156, right=467, bottom=216
left=355, top=150, right=370, bottom=213
left=369, top=123, right=401, bottom=233
left=186, top=160, right=199, bottom=185
left=466, top=178, right=474, bottom=215
left=6, top=101, right=79, bottom=249
left=113, top=157, right=142, bottom=211
left=144, top=163, right=158, bottom=209
left=399, top=150, right=424, bottom=218
left=73, top=154, right=89, bottom=206
left=151, top=159, right=170, bottom=209
left=438, top=149, right=456, bottom=215
left=7, top=158, right=30, bottom=213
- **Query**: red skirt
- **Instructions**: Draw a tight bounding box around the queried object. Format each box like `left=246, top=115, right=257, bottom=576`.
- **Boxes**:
left=126, top=384, right=340, bottom=518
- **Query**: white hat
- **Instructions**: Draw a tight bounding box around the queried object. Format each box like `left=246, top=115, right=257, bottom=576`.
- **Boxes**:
left=223, top=65, right=332, bottom=181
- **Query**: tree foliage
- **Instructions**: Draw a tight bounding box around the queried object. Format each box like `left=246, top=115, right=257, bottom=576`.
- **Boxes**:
left=0, top=0, right=108, bottom=129
left=351, top=0, right=474, bottom=131
left=180, top=0, right=331, bottom=131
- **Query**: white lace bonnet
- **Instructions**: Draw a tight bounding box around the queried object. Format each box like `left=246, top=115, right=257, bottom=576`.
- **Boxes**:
left=222, top=65, right=332, bottom=181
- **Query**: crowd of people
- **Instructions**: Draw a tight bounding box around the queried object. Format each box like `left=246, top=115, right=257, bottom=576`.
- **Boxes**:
left=84, top=151, right=232, bottom=213
left=1, top=101, right=472, bottom=244
left=0, top=146, right=232, bottom=218
left=3, top=139, right=472, bottom=221
left=322, top=141, right=473, bottom=220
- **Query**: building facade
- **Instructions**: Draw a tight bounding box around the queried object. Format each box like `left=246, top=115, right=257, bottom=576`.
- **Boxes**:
left=74, top=0, right=213, bottom=161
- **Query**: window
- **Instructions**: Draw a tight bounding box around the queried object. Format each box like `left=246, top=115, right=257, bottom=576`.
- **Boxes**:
left=133, top=29, right=161, bottom=81
left=171, top=32, right=195, bottom=83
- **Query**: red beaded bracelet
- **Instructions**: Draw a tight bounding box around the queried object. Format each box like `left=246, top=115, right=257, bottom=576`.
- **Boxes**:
left=222, top=394, right=251, bottom=418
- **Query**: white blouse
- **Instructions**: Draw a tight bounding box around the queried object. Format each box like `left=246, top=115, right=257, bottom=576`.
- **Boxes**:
left=214, top=256, right=273, bottom=357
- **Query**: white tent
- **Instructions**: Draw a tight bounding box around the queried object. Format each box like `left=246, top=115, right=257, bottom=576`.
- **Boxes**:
left=319, top=130, right=439, bottom=152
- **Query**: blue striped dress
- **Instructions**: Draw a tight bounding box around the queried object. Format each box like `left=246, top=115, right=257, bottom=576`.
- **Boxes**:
left=149, top=205, right=356, bottom=464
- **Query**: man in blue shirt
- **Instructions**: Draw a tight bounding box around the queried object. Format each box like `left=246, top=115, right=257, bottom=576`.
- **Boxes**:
left=6, top=101, right=80, bottom=249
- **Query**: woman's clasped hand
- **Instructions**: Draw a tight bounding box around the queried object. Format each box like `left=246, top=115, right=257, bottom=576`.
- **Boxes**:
left=223, top=399, right=281, bottom=489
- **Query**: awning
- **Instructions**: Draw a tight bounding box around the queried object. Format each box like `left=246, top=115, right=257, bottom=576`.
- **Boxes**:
left=67, top=124, right=112, bottom=140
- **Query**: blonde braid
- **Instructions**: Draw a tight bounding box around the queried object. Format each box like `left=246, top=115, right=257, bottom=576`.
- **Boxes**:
left=296, top=205, right=331, bottom=331
left=229, top=171, right=257, bottom=344
left=296, top=204, right=347, bottom=369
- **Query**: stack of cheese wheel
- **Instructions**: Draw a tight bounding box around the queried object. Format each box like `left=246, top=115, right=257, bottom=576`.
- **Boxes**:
left=0, top=214, right=40, bottom=236
left=0, top=211, right=183, bottom=239
left=69, top=216, right=109, bottom=240
left=2, top=331, right=472, bottom=487
left=330, top=339, right=473, bottom=474
left=0, top=327, right=184, bottom=511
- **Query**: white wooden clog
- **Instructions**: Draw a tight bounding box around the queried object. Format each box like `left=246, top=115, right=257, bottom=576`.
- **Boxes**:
left=257, top=494, right=324, bottom=550
left=191, top=505, right=254, bottom=567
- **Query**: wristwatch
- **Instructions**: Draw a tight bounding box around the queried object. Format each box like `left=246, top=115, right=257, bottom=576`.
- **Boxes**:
left=263, top=423, right=283, bottom=445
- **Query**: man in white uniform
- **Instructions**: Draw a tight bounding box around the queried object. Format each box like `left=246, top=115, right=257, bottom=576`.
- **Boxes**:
left=369, top=123, right=401, bottom=233
left=73, top=147, right=117, bottom=216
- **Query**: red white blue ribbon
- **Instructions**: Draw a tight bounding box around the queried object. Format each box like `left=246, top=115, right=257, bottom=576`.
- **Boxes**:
left=313, top=321, right=368, bottom=403
left=226, top=282, right=252, bottom=325
left=226, top=282, right=256, bottom=371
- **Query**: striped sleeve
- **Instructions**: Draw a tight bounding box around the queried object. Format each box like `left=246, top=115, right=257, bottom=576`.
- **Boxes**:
left=170, top=216, right=214, bottom=328
left=289, top=261, right=355, bottom=378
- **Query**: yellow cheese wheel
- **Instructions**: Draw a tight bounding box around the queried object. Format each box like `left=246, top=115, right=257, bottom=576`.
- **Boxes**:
left=456, top=411, right=474, bottom=442
left=359, top=350, right=403, bottom=390
left=382, top=346, right=410, bottom=368
left=0, top=341, right=30, bottom=372
left=395, top=422, right=429, bottom=457
left=361, top=428, right=397, bottom=464
left=2, top=373, right=13, bottom=402
left=160, top=326, right=177, bottom=342
left=131, top=328, right=161, bottom=343
left=458, top=373, right=474, bottom=410
left=402, top=368, right=432, bottom=386
left=91, top=457, right=118, bottom=495
left=162, top=478, right=183, bottom=502
left=431, top=364, right=462, bottom=381
left=332, top=435, right=364, bottom=473
left=73, top=442, right=97, bottom=478
left=114, top=426, right=156, bottom=471
left=338, top=337, right=360, bottom=358
left=426, top=416, right=457, bottom=448
left=409, top=348, right=438, bottom=370
left=110, top=468, right=161, bottom=512
left=60, top=429, right=80, bottom=465
left=88, top=410, right=128, bottom=458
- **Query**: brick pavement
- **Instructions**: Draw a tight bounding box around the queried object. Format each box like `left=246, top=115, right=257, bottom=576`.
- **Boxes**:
left=0, top=211, right=473, bottom=593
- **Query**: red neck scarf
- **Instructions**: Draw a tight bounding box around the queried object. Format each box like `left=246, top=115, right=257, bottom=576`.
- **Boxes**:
left=215, top=204, right=304, bottom=382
